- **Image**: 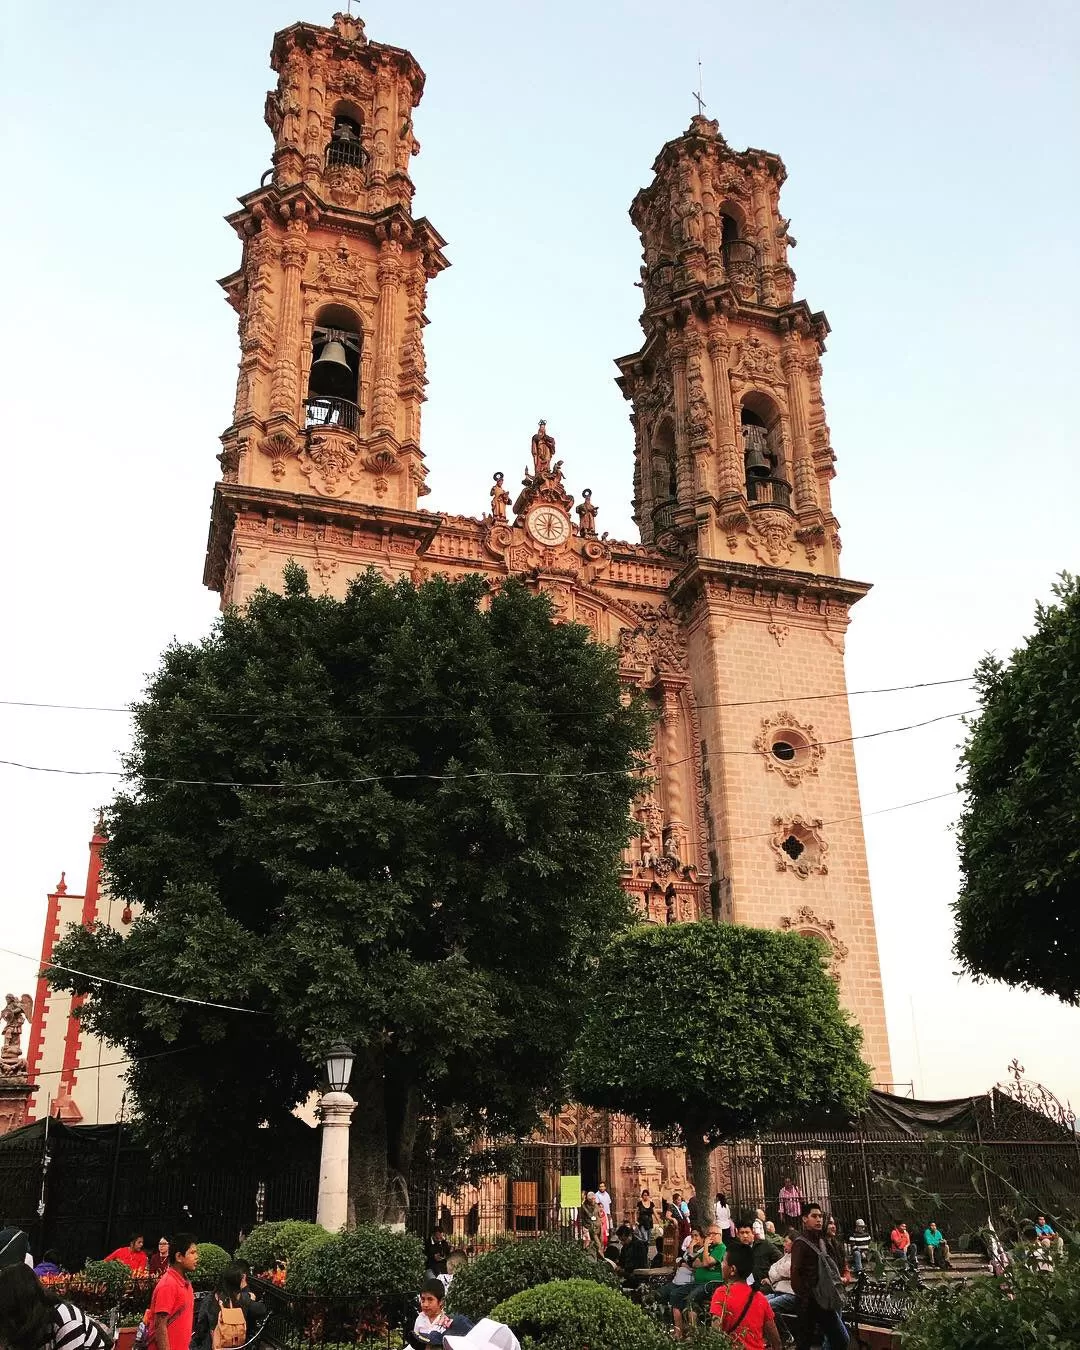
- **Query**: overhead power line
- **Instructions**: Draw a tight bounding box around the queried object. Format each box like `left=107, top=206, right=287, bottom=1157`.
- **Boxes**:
left=0, top=708, right=972, bottom=789
left=0, top=674, right=974, bottom=720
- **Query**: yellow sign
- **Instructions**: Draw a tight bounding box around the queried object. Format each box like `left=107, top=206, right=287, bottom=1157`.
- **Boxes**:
left=559, top=1175, right=582, bottom=1210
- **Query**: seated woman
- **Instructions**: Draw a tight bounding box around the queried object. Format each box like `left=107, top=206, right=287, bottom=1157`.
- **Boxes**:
left=408, top=1279, right=474, bottom=1348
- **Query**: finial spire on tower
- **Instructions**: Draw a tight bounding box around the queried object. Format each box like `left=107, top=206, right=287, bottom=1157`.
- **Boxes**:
left=692, top=56, right=706, bottom=116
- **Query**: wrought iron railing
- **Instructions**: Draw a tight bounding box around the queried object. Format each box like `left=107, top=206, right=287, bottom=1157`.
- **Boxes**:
left=304, top=396, right=360, bottom=433
left=325, top=138, right=367, bottom=171
left=748, top=475, right=792, bottom=509
left=651, top=500, right=676, bottom=536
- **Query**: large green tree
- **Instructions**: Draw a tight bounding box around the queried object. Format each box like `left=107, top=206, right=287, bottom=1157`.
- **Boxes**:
left=954, top=573, right=1080, bottom=1003
left=568, top=921, right=872, bottom=1205
left=50, top=567, right=651, bottom=1222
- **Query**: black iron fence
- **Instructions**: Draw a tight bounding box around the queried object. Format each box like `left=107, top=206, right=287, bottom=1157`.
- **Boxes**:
left=726, top=1130, right=1080, bottom=1243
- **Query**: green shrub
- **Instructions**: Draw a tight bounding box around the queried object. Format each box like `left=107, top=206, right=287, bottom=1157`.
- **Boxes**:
left=283, top=1225, right=425, bottom=1315
left=281, top=1229, right=335, bottom=1288
left=491, top=1278, right=670, bottom=1350
left=82, top=1260, right=132, bottom=1307
left=193, top=1242, right=233, bottom=1288
left=445, top=1235, right=619, bottom=1322
left=901, top=1249, right=1080, bottom=1350
left=236, top=1220, right=327, bottom=1271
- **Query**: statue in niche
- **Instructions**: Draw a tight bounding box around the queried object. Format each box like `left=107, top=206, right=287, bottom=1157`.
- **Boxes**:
left=576, top=488, right=599, bottom=537
left=489, top=471, right=511, bottom=523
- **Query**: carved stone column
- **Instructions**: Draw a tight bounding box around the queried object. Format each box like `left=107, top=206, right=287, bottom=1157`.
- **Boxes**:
left=782, top=339, right=820, bottom=514
left=270, top=225, right=308, bottom=418
left=371, top=237, right=404, bottom=435
left=661, top=683, right=688, bottom=859
left=707, top=317, right=741, bottom=498
left=368, top=68, right=393, bottom=211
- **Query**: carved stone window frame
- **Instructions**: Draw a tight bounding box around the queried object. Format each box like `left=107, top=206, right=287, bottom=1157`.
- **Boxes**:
left=770, top=815, right=828, bottom=878
left=755, top=711, right=825, bottom=786
left=778, top=905, right=848, bottom=980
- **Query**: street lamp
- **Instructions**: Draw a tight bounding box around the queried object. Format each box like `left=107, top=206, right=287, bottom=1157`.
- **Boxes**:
left=315, top=1042, right=356, bottom=1232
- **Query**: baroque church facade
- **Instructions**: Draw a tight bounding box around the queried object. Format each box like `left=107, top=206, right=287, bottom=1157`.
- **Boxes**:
left=29, top=11, right=891, bottom=1199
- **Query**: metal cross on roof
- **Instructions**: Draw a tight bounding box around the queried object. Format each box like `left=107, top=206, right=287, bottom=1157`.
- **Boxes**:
left=692, top=57, right=706, bottom=115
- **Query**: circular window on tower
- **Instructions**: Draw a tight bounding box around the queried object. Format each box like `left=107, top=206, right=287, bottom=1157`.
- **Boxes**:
left=754, top=712, right=824, bottom=786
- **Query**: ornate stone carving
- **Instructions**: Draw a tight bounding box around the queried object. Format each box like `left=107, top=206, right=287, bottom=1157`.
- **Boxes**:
left=314, top=238, right=378, bottom=297
left=767, top=619, right=789, bottom=646
left=361, top=446, right=402, bottom=496
left=732, top=336, right=784, bottom=386
left=298, top=433, right=358, bottom=495
left=778, top=905, right=848, bottom=978
left=258, top=431, right=298, bottom=481
left=754, top=712, right=824, bottom=787
left=617, top=603, right=688, bottom=678
left=770, top=817, right=828, bottom=878
left=746, top=509, right=795, bottom=565
left=0, top=995, right=32, bottom=1079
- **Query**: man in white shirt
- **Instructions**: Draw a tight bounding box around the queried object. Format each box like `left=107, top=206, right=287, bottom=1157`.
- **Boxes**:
left=595, top=1182, right=612, bottom=1219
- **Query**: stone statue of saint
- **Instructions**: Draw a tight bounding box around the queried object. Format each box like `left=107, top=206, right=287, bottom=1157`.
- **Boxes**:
left=530, top=420, right=555, bottom=478
left=576, top=488, right=599, bottom=537
left=490, top=471, right=511, bottom=523
left=0, top=994, right=32, bottom=1078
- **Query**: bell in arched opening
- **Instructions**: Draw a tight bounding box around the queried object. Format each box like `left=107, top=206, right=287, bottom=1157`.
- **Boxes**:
left=310, top=339, right=355, bottom=400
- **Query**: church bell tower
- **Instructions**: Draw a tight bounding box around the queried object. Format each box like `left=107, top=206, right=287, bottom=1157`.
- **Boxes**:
left=203, top=11, right=448, bottom=605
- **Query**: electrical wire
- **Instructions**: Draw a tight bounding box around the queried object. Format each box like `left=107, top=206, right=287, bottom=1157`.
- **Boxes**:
left=29, top=1044, right=198, bottom=1078
left=0, top=709, right=972, bottom=788
left=0, top=948, right=268, bottom=1015
left=0, top=674, right=974, bottom=719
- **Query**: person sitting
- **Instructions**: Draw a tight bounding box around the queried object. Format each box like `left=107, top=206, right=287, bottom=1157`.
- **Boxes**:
left=709, top=1242, right=782, bottom=1349
left=1034, top=1215, right=1064, bottom=1254
left=889, top=1222, right=918, bottom=1270
left=191, top=1265, right=249, bottom=1350
left=735, top=1215, right=778, bottom=1291
left=408, top=1279, right=474, bottom=1348
left=663, top=1226, right=703, bottom=1340
left=32, top=1251, right=63, bottom=1279
left=147, top=1238, right=170, bottom=1277
left=613, top=1224, right=649, bottom=1281
left=0, top=1262, right=111, bottom=1350
left=104, top=1234, right=148, bottom=1273
left=764, top=1231, right=798, bottom=1317
left=683, top=1224, right=726, bottom=1318
left=848, top=1219, right=871, bottom=1275
left=923, top=1222, right=952, bottom=1269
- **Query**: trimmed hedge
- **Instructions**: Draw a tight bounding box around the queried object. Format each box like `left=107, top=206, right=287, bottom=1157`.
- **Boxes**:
left=491, top=1278, right=672, bottom=1350
left=193, top=1242, right=233, bottom=1287
left=82, top=1261, right=133, bottom=1306
left=236, top=1220, right=327, bottom=1271
left=284, top=1225, right=425, bottom=1312
left=446, top=1237, right=619, bottom=1322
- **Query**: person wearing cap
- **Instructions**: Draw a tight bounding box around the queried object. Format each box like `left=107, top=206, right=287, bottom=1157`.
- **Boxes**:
left=443, top=1320, right=521, bottom=1350
left=408, top=1279, right=473, bottom=1347
left=848, top=1219, right=871, bottom=1275
left=0, top=1227, right=32, bottom=1271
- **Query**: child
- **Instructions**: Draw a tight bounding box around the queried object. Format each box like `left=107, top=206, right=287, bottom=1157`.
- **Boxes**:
left=410, top=1279, right=474, bottom=1348
left=708, top=1243, right=782, bottom=1350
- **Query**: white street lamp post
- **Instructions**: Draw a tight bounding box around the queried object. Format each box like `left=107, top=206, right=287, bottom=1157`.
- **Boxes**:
left=316, top=1042, right=356, bottom=1232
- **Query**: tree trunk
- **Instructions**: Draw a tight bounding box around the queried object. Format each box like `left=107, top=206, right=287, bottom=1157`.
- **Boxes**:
left=383, top=1067, right=419, bottom=1231
left=685, top=1131, right=717, bottom=1224
left=347, top=1049, right=390, bottom=1226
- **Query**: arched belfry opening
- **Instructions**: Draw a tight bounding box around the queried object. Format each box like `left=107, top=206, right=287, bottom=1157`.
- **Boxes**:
left=721, top=205, right=758, bottom=301
left=740, top=396, right=790, bottom=508
left=306, top=304, right=362, bottom=433
left=326, top=111, right=367, bottom=171
left=650, top=416, right=678, bottom=537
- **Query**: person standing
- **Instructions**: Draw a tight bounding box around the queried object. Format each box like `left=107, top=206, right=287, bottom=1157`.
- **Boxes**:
left=595, top=1182, right=612, bottom=1228
left=426, top=1228, right=451, bottom=1278
left=636, top=1189, right=656, bottom=1242
left=824, top=1217, right=848, bottom=1280
left=778, top=1178, right=803, bottom=1228
left=104, top=1235, right=148, bottom=1274
left=577, top=1194, right=600, bottom=1253
left=149, top=1235, right=197, bottom=1350
left=791, top=1204, right=848, bottom=1350
left=0, top=1263, right=111, bottom=1350
left=714, top=1193, right=733, bottom=1238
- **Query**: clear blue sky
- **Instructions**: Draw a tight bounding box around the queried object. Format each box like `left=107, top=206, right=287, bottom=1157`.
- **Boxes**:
left=1, top=1, right=1078, bottom=1109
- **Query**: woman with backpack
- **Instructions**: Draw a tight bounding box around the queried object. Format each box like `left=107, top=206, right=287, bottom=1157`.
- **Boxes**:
left=190, top=1266, right=250, bottom=1350
left=0, top=1263, right=111, bottom=1350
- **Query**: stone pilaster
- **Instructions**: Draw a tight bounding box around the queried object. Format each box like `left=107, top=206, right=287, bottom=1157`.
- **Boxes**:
left=371, top=237, right=404, bottom=435
left=270, top=225, right=308, bottom=418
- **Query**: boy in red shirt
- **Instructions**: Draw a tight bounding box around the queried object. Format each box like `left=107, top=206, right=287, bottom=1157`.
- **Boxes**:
left=149, top=1234, right=198, bottom=1350
left=709, top=1242, right=782, bottom=1350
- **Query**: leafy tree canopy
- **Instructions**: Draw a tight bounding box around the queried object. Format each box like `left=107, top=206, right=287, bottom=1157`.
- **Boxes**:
left=954, top=573, right=1080, bottom=1003
left=568, top=921, right=871, bottom=1202
left=49, top=568, right=652, bottom=1221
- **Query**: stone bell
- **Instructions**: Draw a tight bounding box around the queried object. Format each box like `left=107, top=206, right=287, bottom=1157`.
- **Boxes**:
left=310, top=340, right=355, bottom=399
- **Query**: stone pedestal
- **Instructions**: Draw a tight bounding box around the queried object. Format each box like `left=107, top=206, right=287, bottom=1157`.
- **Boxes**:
left=0, top=1081, right=36, bottom=1135
left=316, top=1090, right=356, bottom=1232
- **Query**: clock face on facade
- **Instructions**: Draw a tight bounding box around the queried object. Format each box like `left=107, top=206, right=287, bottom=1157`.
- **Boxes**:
left=525, top=505, right=571, bottom=547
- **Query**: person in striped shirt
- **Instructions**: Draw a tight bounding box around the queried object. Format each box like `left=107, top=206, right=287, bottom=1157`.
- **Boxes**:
left=0, top=1263, right=111, bottom=1350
